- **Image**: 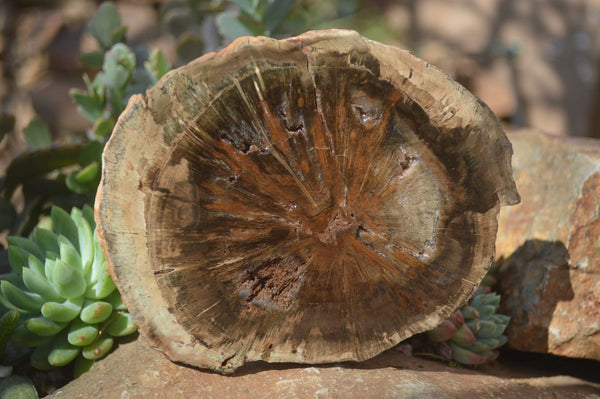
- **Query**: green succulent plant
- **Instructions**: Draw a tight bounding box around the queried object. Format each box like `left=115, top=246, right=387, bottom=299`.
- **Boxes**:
left=0, top=375, right=38, bottom=399
left=427, top=285, right=510, bottom=366
left=0, top=206, right=136, bottom=375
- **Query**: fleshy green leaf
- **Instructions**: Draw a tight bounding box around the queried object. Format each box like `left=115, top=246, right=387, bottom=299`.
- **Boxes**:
left=0, top=280, right=45, bottom=313
left=474, top=319, right=499, bottom=338
left=7, top=246, right=30, bottom=276
left=216, top=11, right=265, bottom=42
left=107, top=87, right=126, bottom=117
left=41, top=296, right=84, bottom=323
left=88, top=234, right=106, bottom=286
left=3, top=145, right=82, bottom=199
left=104, top=289, right=126, bottom=311
left=0, top=198, right=16, bottom=231
left=85, top=262, right=116, bottom=299
left=74, top=162, right=100, bottom=185
left=145, top=49, right=170, bottom=84
left=71, top=208, right=94, bottom=276
left=279, top=9, right=307, bottom=34
left=28, top=254, right=45, bottom=276
left=103, top=43, right=136, bottom=90
left=51, top=207, right=79, bottom=251
left=33, top=228, right=60, bottom=257
left=82, top=206, right=96, bottom=231
left=105, top=312, right=137, bottom=337
left=44, top=258, right=56, bottom=283
left=22, top=267, right=61, bottom=301
left=110, top=25, right=128, bottom=45
left=80, top=51, right=105, bottom=68
left=31, top=341, right=54, bottom=370
left=162, top=6, right=194, bottom=38
left=48, top=334, right=80, bottom=367
left=51, top=259, right=87, bottom=299
left=10, top=324, right=52, bottom=347
left=66, top=163, right=101, bottom=194
left=73, top=355, right=95, bottom=378
left=427, top=319, right=457, bottom=343
left=0, top=114, right=15, bottom=142
left=80, top=301, right=113, bottom=324
left=88, top=2, right=122, bottom=50
left=84, top=73, right=105, bottom=100
left=70, top=91, right=104, bottom=122
left=92, top=117, right=115, bottom=138
left=231, top=0, right=259, bottom=15
left=0, top=375, right=38, bottom=399
left=263, top=0, right=294, bottom=32
left=23, top=117, right=52, bottom=151
left=7, top=236, right=43, bottom=260
left=68, top=318, right=99, bottom=346
left=24, top=316, right=67, bottom=337
left=0, top=310, right=19, bottom=359
left=59, top=239, right=83, bottom=272
left=175, top=33, right=204, bottom=64
left=82, top=335, right=113, bottom=360
left=449, top=341, right=491, bottom=365
left=450, top=324, right=476, bottom=347
left=0, top=272, right=25, bottom=288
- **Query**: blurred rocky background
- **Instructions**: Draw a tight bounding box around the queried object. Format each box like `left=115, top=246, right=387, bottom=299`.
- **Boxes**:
left=2, top=0, right=600, bottom=149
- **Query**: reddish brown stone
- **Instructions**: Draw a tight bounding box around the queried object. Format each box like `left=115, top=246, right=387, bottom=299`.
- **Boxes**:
left=45, top=336, right=600, bottom=399
left=496, top=129, right=600, bottom=360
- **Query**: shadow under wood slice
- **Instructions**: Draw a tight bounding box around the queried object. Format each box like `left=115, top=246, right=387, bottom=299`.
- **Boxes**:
left=95, top=29, right=519, bottom=374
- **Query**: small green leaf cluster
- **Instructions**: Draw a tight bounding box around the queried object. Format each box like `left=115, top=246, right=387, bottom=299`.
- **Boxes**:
left=0, top=121, right=92, bottom=238
left=71, top=2, right=171, bottom=142
left=428, top=286, right=510, bottom=366
left=0, top=2, right=172, bottom=239
left=0, top=375, right=38, bottom=399
left=0, top=206, right=137, bottom=376
left=0, top=114, right=103, bottom=238
left=0, top=310, right=19, bottom=359
left=0, top=310, right=38, bottom=399
left=161, top=0, right=357, bottom=63
left=0, top=309, right=19, bottom=376
left=215, top=0, right=298, bottom=41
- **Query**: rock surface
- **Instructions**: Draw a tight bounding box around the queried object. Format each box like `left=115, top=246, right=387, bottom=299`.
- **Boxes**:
left=45, top=335, right=599, bottom=399
left=496, top=129, right=600, bottom=360
left=410, top=0, right=600, bottom=138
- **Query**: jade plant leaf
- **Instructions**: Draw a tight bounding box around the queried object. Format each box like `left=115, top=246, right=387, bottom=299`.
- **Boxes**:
left=23, top=117, right=52, bottom=151
left=88, top=2, right=122, bottom=50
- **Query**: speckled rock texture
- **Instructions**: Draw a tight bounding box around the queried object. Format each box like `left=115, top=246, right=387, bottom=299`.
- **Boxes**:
left=496, top=129, right=600, bottom=360
left=45, top=336, right=599, bottom=399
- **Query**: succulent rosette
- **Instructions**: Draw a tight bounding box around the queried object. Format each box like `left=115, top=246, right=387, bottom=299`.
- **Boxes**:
left=428, top=285, right=510, bottom=365
left=0, top=206, right=136, bottom=374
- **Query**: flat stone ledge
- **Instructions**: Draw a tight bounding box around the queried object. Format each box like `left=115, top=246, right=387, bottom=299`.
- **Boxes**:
left=46, top=336, right=600, bottom=399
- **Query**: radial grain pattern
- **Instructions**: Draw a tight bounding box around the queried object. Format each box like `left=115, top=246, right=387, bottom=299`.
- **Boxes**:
left=96, top=30, right=519, bottom=373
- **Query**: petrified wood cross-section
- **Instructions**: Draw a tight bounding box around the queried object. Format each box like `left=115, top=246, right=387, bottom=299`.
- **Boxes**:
left=96, top=30, right=519, bottom=373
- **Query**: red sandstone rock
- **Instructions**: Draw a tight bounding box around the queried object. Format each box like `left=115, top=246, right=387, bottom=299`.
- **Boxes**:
left=496, top=129, right=600, bottom=361
left=45, top=335, right=600, bottom=399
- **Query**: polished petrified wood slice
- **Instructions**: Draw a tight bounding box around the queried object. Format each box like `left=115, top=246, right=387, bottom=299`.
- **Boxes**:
left=96, top=30, right=519, bottom=373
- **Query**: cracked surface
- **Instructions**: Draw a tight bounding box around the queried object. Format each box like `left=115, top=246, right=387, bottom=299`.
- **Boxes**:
left=96, top=30, right=519, bottom=373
